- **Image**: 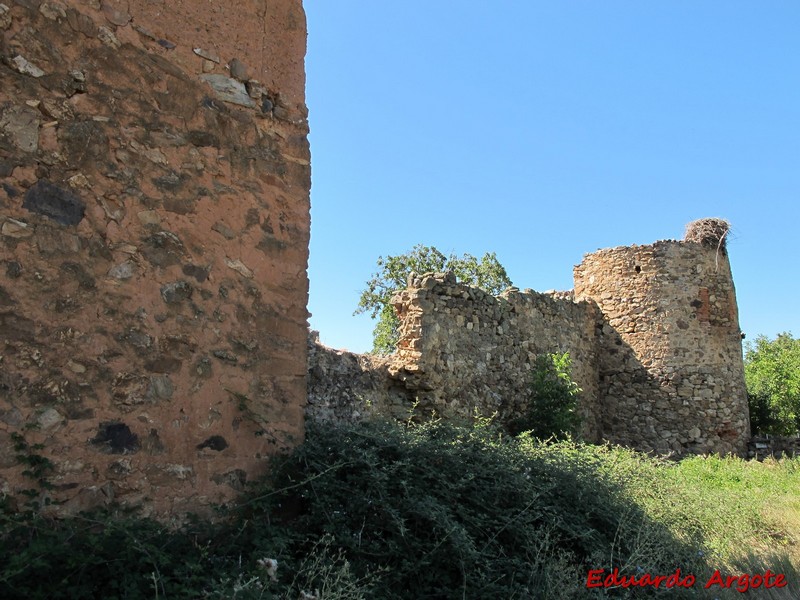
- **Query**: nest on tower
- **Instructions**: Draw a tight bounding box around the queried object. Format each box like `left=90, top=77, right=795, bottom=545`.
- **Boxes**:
left=684, top=218, right=730, bottom=251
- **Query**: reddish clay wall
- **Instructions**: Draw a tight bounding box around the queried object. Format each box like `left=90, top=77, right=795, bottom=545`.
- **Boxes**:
left=0, top=0, right=310, bottom=516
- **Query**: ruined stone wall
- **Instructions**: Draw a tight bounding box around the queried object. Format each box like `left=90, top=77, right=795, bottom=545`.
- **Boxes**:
left=748, top=435, right=800, bottom=461
left=307, top=238, right=751, bottom=457
left=306, top=331, right=412, bottom=425
left=387, top=272, right=603, bottom=441
left=574, top=241, right=750, bottom=455
left=1, top=0, right=310, bottom=516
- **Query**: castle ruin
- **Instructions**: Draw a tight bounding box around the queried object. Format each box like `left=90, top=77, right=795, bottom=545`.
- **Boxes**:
left=0, top=0, right=752, bottom=517
left=309, top=224, right=751, bottom=457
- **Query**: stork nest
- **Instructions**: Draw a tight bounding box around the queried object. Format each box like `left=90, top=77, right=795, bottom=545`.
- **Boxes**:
left=684, top=218, right=730, bottom=250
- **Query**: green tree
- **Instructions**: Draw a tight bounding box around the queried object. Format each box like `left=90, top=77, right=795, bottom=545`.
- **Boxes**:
left=744, top=332, right=800, bottom=435
left=355, top=244, right=512, bottom=354
left=510, top=352, right=582, bottom=439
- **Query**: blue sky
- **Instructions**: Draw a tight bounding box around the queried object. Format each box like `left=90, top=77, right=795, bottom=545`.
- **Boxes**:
left=305, top=1, right=800, bottom=353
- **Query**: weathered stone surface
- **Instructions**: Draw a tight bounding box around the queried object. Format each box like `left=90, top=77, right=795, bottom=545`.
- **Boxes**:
left=39, top=2, right=67, bottom=20
left=140, top=231, right=185, bottom=267
left=111, top=373, right=152, bottom=409
left=225, top=258, right=254, bottom=279
left=1, top=218, right=34, bottom=239
left=0, top=311, right=35, bottom=342
left=101, top=0, right=130, bottom=25
left=310, top=234, right=750, bottom=458
left=182, top=264, right=209, bottom=282
left=200, top=74, right=257, bottom=108
left=144, top=356, right=181, bottom=374
left=0, top=4, right=11, bottom=30
left=59, top=122, right=108, bottom=169
left=22, top=180, right=85, bottom=226
left=212, top=469, right=246, bottom=491
left=92, top=422, right=140, bottom=454
left=0, top=285, right=15, bottom=306
left=5, top=261, right=22, bottom=278
left=10, top=55, right=45, bottom=78
left=66, top=7, right=98, bottom=36
left=149, top=375, right=174, bottom=400
left=193, top=47, right=220, bottom=63
left=211, top=221, right=236, bottom=240
left=229, top=58, right=250, bottom=81
left=1, top=106, right=40, bottom=153
left=160, top=280, right=193, bottom=304
left=8, top=0, right=42, bottom=12
left=97, top=25, right=120, bottom=49
left=186, top=130, right=219, bottom=147
left=37, top=407, right=64, bottom=430
left=35, top=226, right=81, bottom=254
left=574, top=240, right=749, bottom=456
left=307, top=333, right=405, bottom=424
left=60, top=261, right=95, bottom=289
left=107, top=260, right=136, bottom=280
left=0, top=0, right=310, bottom=518
left=0, top=407, right=23, bottom=427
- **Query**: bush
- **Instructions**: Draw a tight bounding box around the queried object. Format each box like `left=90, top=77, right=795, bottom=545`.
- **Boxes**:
left=510, top=352, right=582, bottom=439
left=2, top=419, right=798, bottom=599
left=243, top=420, right=708, bottom=599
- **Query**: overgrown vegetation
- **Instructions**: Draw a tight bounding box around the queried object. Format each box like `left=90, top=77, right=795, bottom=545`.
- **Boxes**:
left=1, top=420, right=798, bottom=599
left=355, top=245, right=512, bottom=354
left=745, top=332, right=800, bottom=435
left=510, top=352, right=582, bottom=439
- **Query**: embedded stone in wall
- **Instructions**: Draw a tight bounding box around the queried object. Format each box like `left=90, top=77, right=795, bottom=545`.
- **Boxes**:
left=200, top=74, right=257, bottom=108
left=92, top=422, right=140, bottom=454
left=22, top=180, right=85, bottom=226
left=1, top=105, right=40, bottom=152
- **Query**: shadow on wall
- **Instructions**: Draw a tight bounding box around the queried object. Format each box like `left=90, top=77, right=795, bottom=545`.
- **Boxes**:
left=596, top=321, right=745, bottom=456
left=308, top=225, right=752, bottom=458
left=306, top=331, right=414, bottom=424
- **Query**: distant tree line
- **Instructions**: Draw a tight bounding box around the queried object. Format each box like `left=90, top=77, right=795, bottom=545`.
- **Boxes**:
left=745, top=332, right=800, bottom=435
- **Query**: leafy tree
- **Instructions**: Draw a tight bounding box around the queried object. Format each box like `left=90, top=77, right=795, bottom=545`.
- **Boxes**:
left=510, top=352, right=582, bottom=439
left=744, top=332, right=800, bottom=435
left=355, top=244, right=512, bottom=354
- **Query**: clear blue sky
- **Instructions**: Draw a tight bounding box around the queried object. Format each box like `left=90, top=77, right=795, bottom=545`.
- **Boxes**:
left=305, top=1, right=800, bottom=353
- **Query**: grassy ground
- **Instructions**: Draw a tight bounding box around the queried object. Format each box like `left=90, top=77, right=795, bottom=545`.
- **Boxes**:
left=1, top=420, right=798, bottom=599
left=588, top=445, right=800, bottom=598
left=667, top=454, right=800, bottom=565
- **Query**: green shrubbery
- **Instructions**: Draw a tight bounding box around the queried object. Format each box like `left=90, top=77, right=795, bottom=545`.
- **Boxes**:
left=745, top=333, right=800, bottom=435
left=510, top=352, right=582, bottom=439
left=1, top=420, right=798, bottom=599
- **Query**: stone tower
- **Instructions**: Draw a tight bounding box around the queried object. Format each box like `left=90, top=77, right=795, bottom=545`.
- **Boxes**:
left=1, top=0, right=310, bottom=515
left=573, top=220, right=750, bottom=456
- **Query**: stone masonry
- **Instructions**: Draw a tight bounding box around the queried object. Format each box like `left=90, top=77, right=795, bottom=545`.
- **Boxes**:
left=574, top=240, right=750, bottom=455
left=308, top=229, right=751, bottom=457
left=1, top=0, right=310, bottom=516
left=390, top=274, right=603, bottom=442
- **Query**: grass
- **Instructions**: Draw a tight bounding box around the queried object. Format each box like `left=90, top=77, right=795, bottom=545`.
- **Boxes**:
left=666, top=455, right=800, bottom=562
left=1, top=419, right=798, bottom=599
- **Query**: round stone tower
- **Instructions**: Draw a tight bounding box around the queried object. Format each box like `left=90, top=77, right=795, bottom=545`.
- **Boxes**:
left=573, top=220, right=750, bottom=456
